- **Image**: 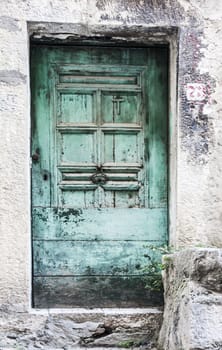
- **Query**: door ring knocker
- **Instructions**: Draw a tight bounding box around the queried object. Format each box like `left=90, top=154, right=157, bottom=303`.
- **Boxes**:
left=91, top=167, right=108, bottom=185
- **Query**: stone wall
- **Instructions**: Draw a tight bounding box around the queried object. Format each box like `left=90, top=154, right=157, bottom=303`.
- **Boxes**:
left=1, top=0, right=222, bottom=348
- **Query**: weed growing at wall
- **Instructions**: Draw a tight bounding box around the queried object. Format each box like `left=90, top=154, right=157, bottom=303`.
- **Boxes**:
left=142, top=245, right=173, bottom=292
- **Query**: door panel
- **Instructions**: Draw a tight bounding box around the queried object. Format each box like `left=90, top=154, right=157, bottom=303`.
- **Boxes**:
left=60, top=92, right=95, bottom=123
left=33, top=240, right=160, bottom=276
left=34, top=276, right=159, bottom=308
left=32, top=208, right=167, bottom=241
left=101, top=91, right=141, bottom=123
left=31, top=45, right=168, bottom=307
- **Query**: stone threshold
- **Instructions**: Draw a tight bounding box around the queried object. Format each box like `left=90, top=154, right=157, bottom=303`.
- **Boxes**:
left=29, top=307, right=163, bottom=315
left=0, top=307, right=163, bottom=349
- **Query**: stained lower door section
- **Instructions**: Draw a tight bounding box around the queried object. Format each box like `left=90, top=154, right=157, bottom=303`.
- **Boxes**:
left=31, top=44, right=168, bottom=308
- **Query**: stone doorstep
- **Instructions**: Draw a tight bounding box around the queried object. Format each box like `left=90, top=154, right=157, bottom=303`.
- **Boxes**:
left=0, top=308, right=163, bottom=350
left=0, top=348, right=158, bottom=350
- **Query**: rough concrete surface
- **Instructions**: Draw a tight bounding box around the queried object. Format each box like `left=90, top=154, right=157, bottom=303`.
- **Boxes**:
left=159, top=249, right=222, bottom=350
left=0, top=0, right=222, bottom=348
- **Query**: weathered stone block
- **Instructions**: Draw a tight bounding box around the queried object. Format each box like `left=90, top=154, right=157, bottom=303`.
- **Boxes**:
left=0, top=309, right=162, bottom=349
left=158, top=248, right=222, bottom=350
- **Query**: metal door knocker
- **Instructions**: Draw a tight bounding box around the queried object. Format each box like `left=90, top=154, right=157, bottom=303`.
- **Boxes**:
left=91, top=166, right=108, bottom=185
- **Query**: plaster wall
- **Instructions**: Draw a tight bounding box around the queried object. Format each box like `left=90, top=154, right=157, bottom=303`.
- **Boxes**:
left=0, top=0, right=222, bottom=347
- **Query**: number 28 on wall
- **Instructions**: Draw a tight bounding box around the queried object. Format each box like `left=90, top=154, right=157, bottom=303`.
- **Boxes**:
left=186, top=83, right=206, bottom=101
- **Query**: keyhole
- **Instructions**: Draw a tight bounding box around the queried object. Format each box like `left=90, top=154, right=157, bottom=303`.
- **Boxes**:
left=43, top=173, right=48, bottom=181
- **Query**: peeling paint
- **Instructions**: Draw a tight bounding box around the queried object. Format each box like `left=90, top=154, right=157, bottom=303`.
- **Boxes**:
left=179, top=29, right=216, bottom=163
left=97, top=0, right=187, bottom=24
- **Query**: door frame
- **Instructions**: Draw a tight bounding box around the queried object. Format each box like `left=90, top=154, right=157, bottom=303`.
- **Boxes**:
left=29, top=22, right=178, bottom=309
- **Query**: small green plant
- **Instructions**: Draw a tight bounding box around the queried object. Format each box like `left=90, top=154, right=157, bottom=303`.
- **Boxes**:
left=119, top=340, right=135, bottom=348
left=118, top=340, right=142, bottom=348
left=141, top=244, right=173, bottom=291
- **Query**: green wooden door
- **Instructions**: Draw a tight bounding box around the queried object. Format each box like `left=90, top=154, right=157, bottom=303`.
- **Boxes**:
left=31, top=45, right=168, bottom=308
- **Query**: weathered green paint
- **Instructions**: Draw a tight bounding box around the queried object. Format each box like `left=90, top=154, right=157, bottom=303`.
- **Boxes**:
left=32, top=208, right=167, bottom=241
left=34, top=276, right=163, bottom=308
left=33, top=240, right=162, bottom=276
left=148, top=50, right=168, bottom=208
left=31, top=45, right=168, bottom=308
